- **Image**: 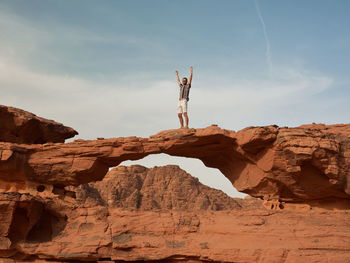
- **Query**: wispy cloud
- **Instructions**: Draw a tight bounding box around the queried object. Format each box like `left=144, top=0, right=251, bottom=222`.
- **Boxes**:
left=254, top=0, right=273, bottom=76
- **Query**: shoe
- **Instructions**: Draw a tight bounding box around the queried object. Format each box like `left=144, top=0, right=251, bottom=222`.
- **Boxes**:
left=185, top=125, right=189, bottom=129
left=180, top=125, right=184, bottom=129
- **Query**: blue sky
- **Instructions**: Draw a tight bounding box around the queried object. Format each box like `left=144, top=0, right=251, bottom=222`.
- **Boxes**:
left=1, top=0, right=349, bottom=197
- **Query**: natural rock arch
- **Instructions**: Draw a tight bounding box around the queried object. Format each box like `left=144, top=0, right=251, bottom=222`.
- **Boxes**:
left=1, top=124, right=350, bottom=202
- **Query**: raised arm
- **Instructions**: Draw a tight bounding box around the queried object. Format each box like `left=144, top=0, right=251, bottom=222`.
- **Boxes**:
left=175, top=70, right=181, bottom=86
left=188, top=66, right=193, bottom=85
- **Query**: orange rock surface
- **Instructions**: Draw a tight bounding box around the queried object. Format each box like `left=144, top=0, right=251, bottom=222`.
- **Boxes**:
left=0, top=106, right=350, bottom=263
left=1, top=123, right=350, bottom=203
left=74, top=165, right=245, bottom=211
left=1, top=166, right=350, bottom=263
left=0, top=105, right=77, bottom=144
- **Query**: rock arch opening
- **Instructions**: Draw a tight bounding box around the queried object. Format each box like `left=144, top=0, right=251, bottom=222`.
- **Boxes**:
left=70, top=153, right=250, bottom=211
left=70, top=154, right=249, bottom=211
left=121, top=153, right=246, bottom=198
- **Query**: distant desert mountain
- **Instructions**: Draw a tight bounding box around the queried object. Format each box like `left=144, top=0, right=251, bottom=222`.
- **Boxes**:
left=74, top=165, right=260, bottom=211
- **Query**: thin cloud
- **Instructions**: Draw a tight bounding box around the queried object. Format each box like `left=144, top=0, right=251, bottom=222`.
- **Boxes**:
left=254, top=0, right=273, bottom=76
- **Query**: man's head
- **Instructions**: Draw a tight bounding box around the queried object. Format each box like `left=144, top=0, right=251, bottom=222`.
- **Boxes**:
left=182, top=77, right=188, bottom=85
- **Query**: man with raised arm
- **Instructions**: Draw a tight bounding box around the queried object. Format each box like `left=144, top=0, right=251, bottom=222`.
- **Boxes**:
left=175, top=66, right=193, bottom=129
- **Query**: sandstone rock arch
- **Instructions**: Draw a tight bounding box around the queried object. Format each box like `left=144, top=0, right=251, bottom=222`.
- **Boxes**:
left=1, top=124, right=350, bottom=203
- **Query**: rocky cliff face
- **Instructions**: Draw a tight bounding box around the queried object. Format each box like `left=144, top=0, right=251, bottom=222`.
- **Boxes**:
left=74, top=165, right=247, bottom=211
left=0, top=105, right=350, bottom=263
left=1, top=189, right=349, bottom=263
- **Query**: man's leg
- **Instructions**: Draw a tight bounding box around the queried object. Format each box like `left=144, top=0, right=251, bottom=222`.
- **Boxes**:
left=178, top=113, right=184, bottom=128
left=184, top=112, right=189, bottom=128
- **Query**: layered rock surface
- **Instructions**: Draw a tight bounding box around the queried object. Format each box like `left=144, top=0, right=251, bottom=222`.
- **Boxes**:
left=1, top=122, right=350, bottom=203
left=1, top=106, right=350, bottom=263
left=1, top=166, right=350, bottom=263
left=0, top=105, right=77, bottom=144
left=74, top=165, right=246, bottom=211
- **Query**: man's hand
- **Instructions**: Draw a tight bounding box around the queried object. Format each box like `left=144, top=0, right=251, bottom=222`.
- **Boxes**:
left=175, top=70, right=180, bottom=85
left=188, top=66, right=193, bottom=85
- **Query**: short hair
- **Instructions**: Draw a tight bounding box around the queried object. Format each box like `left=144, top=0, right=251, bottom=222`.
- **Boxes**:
left=182, top=77, right=188, bottom=81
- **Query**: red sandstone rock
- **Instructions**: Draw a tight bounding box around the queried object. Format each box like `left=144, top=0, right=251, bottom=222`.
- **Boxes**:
left=1, top=106, right=350, bottom=262
left=0, top=191, right=349, bottom=263
left=298, top=123, right=350, bottom=137
left=1, top=123, right=350, bottom=203
left=0, top=105, right=77, bottom=144
left=74, top=165, right=244, bottom=211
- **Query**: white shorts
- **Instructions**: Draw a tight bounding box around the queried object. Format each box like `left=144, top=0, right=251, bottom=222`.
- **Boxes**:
left=177, top=99, right=188, bottom=114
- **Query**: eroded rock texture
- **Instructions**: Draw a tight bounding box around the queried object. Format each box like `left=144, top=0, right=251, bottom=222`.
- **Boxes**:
left=1, top=106, right=350, bottom=263
left=0, top=182, right=349, bottom=263
left=1, top=123, right=350, bottom=203
left=74, top=165, right=244, bottom=211
left=0, top=105, right=77, bottom=144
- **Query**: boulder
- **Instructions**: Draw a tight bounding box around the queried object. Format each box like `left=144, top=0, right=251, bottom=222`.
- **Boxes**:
left=0, top=105, right=77, bottom=144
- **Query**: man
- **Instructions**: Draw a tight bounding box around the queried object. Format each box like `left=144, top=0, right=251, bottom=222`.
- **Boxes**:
left=175, top=66, right=193, bottom=129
